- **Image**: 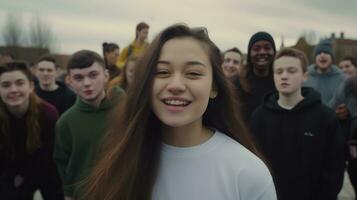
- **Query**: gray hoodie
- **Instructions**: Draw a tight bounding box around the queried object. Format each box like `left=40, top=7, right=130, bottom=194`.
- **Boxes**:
left=303, top=64, right=345, bottom=105
left=329, top=77, right=357, bottom=138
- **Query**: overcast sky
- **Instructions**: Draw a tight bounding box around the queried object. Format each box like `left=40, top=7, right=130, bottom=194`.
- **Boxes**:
left=0, top=0, right=356, bottom=55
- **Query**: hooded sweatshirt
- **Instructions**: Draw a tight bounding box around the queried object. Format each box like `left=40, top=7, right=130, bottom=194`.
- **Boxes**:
left=303, top=64, right=345, bottom=105
left=53, top=97, right=114, bottom=196
left=250, top=87, right=345, bottom=200
left=329, top=76, right=357, bottom=139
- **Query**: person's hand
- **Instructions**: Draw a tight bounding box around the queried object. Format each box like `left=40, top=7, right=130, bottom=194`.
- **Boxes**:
left=336, top=104, right=349, bottom=120
left=14, top=175, right=24, bottom=188
left=65, top=197, right=73, bottom=200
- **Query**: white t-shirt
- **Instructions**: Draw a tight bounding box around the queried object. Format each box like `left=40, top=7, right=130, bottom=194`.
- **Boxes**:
left=152, top=131, right=277, bottom=200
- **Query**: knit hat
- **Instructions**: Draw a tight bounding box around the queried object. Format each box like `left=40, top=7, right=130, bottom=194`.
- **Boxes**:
left=313, top=39, right=335, bottom=60
left=247, top=31, right=276, bottom=63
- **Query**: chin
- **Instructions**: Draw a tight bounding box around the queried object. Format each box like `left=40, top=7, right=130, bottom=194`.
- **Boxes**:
left=82, top=95, right=97, bottom=102
left=7, top=101, right=24, bottom=108
left=161, top=120, right=187, bottom=128
left=160, top=117, right=196, bottom=128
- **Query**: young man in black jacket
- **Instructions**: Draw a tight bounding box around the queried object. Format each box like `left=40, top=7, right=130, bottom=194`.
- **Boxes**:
left=35, top=55, right=76, bottom=115
left=250, top=47, right=345, bottom=200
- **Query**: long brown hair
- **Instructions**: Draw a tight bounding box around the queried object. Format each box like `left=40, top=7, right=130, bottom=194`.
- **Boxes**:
left=0, top=62, right=41, bottom=154
left=82, top=24, right=262, bottom=200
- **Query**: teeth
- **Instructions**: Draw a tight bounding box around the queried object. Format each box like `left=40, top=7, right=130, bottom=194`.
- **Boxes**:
left=164, top=99, right=189, bottom=106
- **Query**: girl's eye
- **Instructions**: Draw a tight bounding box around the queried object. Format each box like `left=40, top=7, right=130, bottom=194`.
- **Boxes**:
left=186, top=72, right=203, bottom=79
left=155, top=69, right=170, bottom=77
left=188, top=72, right=202, bottom=76
left=1, top=83, right=10, bottom=88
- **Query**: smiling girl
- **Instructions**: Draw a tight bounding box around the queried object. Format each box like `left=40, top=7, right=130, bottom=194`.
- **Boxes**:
left=83, top=24, right=276, bottom=200
left=0, top=62, right=63, bottom=199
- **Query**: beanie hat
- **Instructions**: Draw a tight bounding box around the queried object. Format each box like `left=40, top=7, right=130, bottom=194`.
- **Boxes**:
left=247, top=31, right=276, bottom=63
left=313, top=39, right=335, bottom=60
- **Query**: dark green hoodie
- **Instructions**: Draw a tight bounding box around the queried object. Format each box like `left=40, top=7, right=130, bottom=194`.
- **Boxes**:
left=54, top=97, right=115, bottom=196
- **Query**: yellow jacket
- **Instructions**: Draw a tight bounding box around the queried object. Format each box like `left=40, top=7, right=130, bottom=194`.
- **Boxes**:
left=116, top=40, right=149, bottom=69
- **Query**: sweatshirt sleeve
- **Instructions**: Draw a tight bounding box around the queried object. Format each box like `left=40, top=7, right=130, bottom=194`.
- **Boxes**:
left=316, top=115, right=345, bottom=200
left=54, top=117, right=73, bottom=196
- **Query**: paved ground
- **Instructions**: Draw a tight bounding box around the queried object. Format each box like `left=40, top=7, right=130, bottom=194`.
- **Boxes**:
left=34, top=171, right=356, bottom=200
left=339, top=171, right=355, bottom=200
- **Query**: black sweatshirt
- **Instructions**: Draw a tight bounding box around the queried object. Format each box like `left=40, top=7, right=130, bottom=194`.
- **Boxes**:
left=35, top=81, right=76, bottom=115
left=250, top=87, right=345, bottom=200
left=235, top=70, right=276, bottom=122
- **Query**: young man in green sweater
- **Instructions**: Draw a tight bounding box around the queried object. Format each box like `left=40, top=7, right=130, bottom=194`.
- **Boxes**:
left=54, top=50, right=122, bottom=199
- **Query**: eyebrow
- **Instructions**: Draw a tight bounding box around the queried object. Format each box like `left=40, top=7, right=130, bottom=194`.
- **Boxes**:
left=157, top=60, right=207, bottom=67
left=0, top=78, right=26, bottom=83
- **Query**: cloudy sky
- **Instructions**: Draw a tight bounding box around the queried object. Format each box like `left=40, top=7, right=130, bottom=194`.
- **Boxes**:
left=0, top=0, right=356, bottom=55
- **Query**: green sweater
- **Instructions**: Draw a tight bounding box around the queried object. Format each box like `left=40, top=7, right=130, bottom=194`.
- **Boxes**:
left=54, top=97, right=115, bottom=196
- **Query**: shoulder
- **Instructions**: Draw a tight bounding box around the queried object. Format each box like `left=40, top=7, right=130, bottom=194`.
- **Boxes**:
left=35, top=84, right=44, bottom=92
left=251, top=105, right=266, bottom=116
left=58, top=83, right=75, bottom=94
left=250, top=105, right=272, bottom=123
left=215, top=132, right=271, bottom=174
left=318, top=103, right=336, bottom=116
left=56, top=104, right=78, bottom=125
left=121, top=44, right=132, bottom=52
left=38, top=100, right=58, bottom=119
left=214, top=132, right=275, bottom=197
left=310, top=103, right=338, bottom=124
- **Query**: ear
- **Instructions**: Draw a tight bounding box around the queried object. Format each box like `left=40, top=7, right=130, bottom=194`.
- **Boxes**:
left=67, top=74, right=74, bottom=87
left=210, top=83, right=218, bottom=99
left=65, top=75, right=72, bottom=89
left=104, top=69, right=110, bottom=82
left=303, top=71, right=308, bottom=81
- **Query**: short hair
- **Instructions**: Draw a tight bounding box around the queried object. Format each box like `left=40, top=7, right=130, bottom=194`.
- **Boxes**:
left=37, top=55, right=58, bottom=68
left=0, top=61, right=33, bottom=81
left=223, top=47, right=243, bottom=57
left=275, top=47, right=309, bottom=72
left=135, top=22, right=149, bottom=39
left=136, top=22, right=149, bottom=32
left=67, top=50, right=105, bottom=73
left=340, top=56, right=357, bottom=68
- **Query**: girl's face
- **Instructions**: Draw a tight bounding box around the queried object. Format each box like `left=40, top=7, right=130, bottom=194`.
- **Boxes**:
left=151, top=37, right=217, bottom=128
left=106, top=49, right=119, bottom=65
left=0, top=70, right=33, bottom=109
left=125, top=60, right=136, bottom=86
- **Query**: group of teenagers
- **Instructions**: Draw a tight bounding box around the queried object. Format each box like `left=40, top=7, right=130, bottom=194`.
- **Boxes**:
left=0, top=22, right=356, bottom=200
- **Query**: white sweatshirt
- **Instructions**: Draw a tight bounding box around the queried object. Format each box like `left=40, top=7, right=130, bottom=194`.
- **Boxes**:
left=152, top=131, right=277, bottom=200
